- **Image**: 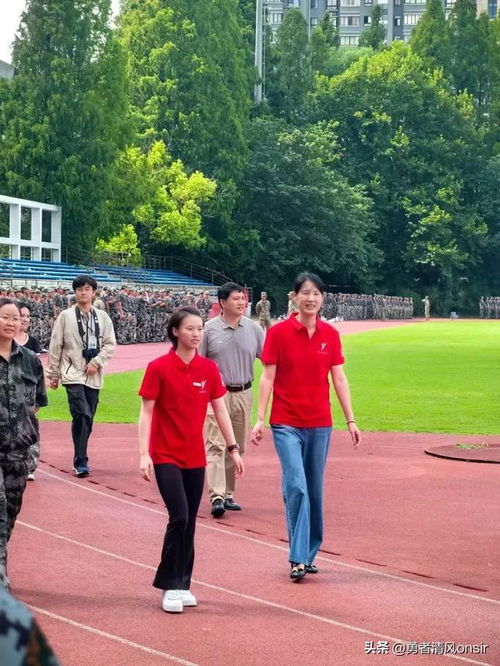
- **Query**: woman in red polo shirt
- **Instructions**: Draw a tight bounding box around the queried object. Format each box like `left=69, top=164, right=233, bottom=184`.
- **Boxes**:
left=251, top=273, right=361, bottom=581
left=138, top=307, right=244, bottom=613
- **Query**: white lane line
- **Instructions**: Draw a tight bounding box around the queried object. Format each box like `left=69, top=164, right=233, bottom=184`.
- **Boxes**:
left=18, top=521, right=495, bottom=666
left=35, top=468, right=500, bottom=606
left=29, top=604, right=198, bottom=665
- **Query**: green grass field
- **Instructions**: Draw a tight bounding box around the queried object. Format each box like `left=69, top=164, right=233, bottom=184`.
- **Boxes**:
left=39, top=321, right=499, bottom=435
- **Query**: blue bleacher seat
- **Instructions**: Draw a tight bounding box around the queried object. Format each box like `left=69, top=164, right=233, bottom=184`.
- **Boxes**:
left=0, top=258, right=213, bottom=289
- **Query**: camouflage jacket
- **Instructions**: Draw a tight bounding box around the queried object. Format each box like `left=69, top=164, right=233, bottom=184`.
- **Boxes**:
left=0, top=587, right=60, bottom=665
left=0, top=343, right=47, bottom=458
left=255, top=299, right=271, bottom=319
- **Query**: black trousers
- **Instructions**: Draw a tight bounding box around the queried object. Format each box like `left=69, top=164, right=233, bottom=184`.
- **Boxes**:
left=65, top=384, right=100, bottom=466
left=153, top=463, right=205, bottom=591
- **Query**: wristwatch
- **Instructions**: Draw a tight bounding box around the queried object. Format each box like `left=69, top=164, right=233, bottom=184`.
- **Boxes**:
left=227, top=444, right=240, bottom=453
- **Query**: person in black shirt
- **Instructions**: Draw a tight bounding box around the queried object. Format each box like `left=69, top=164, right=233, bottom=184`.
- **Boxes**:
left=15, top=303, right=43, bottom=354
left=15, top=303, right=44, bottom=480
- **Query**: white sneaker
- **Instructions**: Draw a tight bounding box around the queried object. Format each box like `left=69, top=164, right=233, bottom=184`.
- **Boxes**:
left=179, top=590, right=197, bottom=607
left=161, top=590, right=183, bottom=613
left=26, top=473, right=35, bottom=481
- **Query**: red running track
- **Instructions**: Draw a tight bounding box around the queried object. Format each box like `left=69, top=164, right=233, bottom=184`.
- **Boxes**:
left=10, top=423, right=500, bottom=666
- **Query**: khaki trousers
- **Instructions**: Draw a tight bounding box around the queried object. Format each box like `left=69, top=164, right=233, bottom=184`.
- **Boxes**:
left=204, top=388, right=253, bottom=502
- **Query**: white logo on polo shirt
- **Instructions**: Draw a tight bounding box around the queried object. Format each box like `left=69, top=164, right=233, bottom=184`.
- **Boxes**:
left=318, top=342, right=329, bottom=355
left=193, top=380, right=207, bottom=393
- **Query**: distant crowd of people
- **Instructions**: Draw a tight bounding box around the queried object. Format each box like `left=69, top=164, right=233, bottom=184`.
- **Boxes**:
left=0, top=286, right=215, bottom=347
left=0, top=285, right=417, bottom=349
left=319, top=293, right=413, bottom=321
left=479, top=296, right=500, bottom=318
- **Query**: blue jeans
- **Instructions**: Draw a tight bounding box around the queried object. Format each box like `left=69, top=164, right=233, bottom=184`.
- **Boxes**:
left=271, top=425, right=332, bottom=566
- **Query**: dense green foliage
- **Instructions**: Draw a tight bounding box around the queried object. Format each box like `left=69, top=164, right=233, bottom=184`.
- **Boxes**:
left=312, top=45, right=486, bottom=308
left=0, top=0, right=130, bottom=250
left=410, top=0, right=450, bottom=69
left=40, top=320, right=500, bottom=435
left=1, top=2, right=500, bottom=312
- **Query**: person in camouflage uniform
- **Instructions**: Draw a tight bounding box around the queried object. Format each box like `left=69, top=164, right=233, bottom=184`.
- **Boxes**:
left=480, top=296, right=500, bottom=318
left=0, top=586, right=60, bottom=665
left=0, top=286, right=222, bottom=343
left=0, top=298, right=47, bottom=589
left=197, top=290, right=213, bottom=321
left=93, top=290, right=106, bottom=311
left=255, top=291, right=272, bottom=330
left=422, top=295, right=431, bottom=320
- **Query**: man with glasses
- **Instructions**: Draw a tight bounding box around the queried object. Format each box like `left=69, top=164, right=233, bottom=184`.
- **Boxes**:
left=46, top=276, right=116, bottom=477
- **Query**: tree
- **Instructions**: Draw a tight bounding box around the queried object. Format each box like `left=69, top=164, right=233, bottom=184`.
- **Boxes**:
left=96, top=224, right=142, bottom=266
left=486, top=17, right=500, bottom=150
left=117, top=0, right=253, bottom=273
left=318, top=46, right=374, bottom=78
left=101, top=141, right=216, bottom=252
left=237, top=0, right=257, bottom=56
left=0, top=0, right=130, bottom=252
left=447, top=0, right=491, bottom=115
left=312, top=43, right=486, bottom=304
left=477, top=155, right=500, bottom=292
left=118, top=0, right=252, bottom=182
left=310, top=13, right=339, bottom=75
left=235, top=118, right=378, bottom=296
left=319, top=11, right=340, bottom=49
left=358, top=5, right=386, bottom=51
left=266, top=9, right=312, bottom=122
left=410, top=0, right=450, bottom=69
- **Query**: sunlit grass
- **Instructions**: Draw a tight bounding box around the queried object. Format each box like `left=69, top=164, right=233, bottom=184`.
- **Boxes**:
left=40, top=321, right=500, bottom=435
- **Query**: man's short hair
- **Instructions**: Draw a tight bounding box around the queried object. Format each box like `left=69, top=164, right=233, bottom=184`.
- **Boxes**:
left=72, top=275, right=98, bottom=292
left=217, top=282, right=244, bottom=306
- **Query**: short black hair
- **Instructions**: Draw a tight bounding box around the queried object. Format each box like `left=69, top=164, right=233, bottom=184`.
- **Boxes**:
left=167, top=307, right=202, bottom=349
left=72, top=275, right=98, bottom=292
left=0, top=298, right=21, bottom=312
left=217, top=281, right=243, bottom=306
left=293, top=272, right=326, bottom=294
left=17, top=301, right=31, bottom=313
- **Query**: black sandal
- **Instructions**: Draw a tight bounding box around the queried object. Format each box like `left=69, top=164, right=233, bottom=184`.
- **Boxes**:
left=290, top=563, right=306, bottom=581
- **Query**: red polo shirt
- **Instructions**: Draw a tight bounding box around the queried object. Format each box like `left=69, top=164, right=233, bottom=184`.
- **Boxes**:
left=139, top=349, right=226, bottom=468
left=261, top=314, right=344, bottom=428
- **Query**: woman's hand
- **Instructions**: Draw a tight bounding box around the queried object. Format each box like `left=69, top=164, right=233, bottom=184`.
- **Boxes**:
left=250, top=419, right=265, bottom=446
left=230, top=451, right=245, bottom=478
left=139, top=453, right=154, bottom=481
left=348, top=422, right=361, bottom=449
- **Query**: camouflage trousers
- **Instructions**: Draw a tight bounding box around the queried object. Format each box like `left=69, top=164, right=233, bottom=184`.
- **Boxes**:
left=0, top=457, right=29, bottom=588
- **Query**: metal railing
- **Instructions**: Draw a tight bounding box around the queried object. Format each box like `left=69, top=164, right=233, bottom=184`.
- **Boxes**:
left=64, top=249, right=233, bottom=286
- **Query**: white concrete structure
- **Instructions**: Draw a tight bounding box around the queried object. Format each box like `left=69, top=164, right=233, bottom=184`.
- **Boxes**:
left=0, top=60, right=14, bottom=80
left=0, top=195, right=61, bottom=261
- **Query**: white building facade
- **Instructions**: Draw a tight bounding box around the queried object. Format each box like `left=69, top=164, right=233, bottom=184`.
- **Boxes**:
left=0, top=195, right=62, bottom=262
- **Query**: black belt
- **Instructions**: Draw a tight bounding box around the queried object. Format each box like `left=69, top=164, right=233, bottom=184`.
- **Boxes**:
left=226, top=381, right=252, bottom=392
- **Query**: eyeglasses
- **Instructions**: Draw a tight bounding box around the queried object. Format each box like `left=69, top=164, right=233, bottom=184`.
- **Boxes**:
left=0, top=315, right=21, bottom=323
